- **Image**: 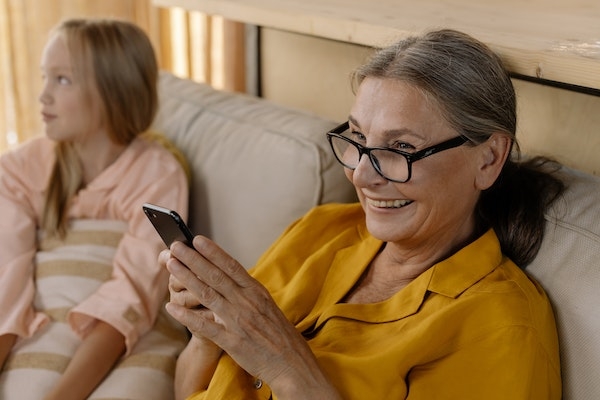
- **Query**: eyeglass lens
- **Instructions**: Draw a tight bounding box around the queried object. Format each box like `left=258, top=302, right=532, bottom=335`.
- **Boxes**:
left=329, top=135, right=410, bottom=182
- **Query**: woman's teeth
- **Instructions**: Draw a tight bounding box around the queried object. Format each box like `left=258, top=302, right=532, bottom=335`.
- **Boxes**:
left=368, top=199, right=413, bottom=208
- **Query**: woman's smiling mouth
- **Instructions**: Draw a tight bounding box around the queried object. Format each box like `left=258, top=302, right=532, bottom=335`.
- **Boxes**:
left=367, top=198, right=414, bottom=209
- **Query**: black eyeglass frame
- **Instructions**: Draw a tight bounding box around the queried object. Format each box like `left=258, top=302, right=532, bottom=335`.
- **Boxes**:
left=326, top=121, right=470, bottom=183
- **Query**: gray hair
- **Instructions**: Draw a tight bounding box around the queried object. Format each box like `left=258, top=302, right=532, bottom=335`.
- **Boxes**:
left=352, top=29, right=516, bottom=149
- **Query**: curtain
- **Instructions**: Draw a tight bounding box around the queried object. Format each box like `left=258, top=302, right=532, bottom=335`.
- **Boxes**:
left=0, top=0, right=246, bottom=154
left=156, top=8, right=247, bottom=92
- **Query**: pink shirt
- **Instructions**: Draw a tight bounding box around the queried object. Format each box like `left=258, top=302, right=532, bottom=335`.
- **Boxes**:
left=0, top=135, right=189, bottom=352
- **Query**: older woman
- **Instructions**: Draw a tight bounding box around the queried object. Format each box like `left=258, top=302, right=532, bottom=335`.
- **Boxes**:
left=163, top=29, right=564, bottom=399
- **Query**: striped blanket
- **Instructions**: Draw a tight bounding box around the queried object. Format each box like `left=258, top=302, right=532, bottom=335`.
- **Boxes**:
left=0, top=220, right=188, bottom=399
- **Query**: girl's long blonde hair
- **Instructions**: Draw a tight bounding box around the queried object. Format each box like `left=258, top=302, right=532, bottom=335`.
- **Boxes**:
left=42, top=19, right=159, bottom=238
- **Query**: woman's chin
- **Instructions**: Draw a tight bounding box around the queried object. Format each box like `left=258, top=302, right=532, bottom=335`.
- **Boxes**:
left=365, top=219, right=413, bottom=243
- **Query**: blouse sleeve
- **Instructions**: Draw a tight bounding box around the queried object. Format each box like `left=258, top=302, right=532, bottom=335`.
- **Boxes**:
left=0, top=139, right=52, bottom=337
left=68, top=141, right=189, bottom=354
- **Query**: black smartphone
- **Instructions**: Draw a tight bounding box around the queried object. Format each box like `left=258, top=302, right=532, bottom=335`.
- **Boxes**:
left=142, top=203, right=194, bottom=248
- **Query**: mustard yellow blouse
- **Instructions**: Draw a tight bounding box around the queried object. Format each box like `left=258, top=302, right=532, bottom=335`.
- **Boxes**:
left=189, top=203, right=561, bottom=399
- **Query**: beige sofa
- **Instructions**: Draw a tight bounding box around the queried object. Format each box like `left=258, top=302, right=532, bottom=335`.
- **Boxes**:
left=152, top=71, right=600, bottom=400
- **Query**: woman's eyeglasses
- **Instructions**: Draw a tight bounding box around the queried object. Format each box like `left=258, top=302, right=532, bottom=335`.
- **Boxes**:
left=326, top=121, right=469, bottom=183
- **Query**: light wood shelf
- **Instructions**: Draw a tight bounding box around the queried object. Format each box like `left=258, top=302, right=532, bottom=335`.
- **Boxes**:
left=153, top=0, right=600, bottom=91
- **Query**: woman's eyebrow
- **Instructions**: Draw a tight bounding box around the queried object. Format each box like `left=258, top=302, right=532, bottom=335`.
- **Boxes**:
left=348, top=115, right=423, bottom=141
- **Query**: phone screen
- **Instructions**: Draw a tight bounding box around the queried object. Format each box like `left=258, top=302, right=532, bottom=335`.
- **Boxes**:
left=142, top=203, right=194, bottom=248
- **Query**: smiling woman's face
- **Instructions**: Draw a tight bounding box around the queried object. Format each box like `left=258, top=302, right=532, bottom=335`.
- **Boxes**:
left=347, top=77, right=485, bottom=251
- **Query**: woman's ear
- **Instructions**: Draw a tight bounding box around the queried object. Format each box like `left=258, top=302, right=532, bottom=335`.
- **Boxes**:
left=474, top=133, right=512, bottom=190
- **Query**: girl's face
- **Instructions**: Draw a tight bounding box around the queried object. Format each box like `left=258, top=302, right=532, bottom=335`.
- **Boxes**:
left=347, top=77, right=486, bottom=252
left=39, top=33, right=103, bottom=143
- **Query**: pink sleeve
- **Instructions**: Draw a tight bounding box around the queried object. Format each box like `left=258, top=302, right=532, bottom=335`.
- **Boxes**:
left=68, top=142, right=189, bottom=354
left=0, top=139, right=52, bottom=337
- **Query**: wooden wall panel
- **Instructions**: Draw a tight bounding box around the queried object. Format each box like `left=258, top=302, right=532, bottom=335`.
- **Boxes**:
left=260, top=28, right=600, bottom=175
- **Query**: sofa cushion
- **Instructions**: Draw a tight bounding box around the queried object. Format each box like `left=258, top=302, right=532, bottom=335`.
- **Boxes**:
left=527, top=167, right=600, bottom=400
left=152, top=72, right=356, bottom=267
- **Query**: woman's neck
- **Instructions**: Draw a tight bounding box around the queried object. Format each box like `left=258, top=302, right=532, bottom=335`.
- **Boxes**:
left=343, top=225, right=478, bottom=304
left=342, top=247, right=430, bottom=304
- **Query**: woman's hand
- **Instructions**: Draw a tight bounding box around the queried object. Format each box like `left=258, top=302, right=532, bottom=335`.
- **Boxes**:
left=161, top=248, right=223, bottom=398
left=163, top=237, right=341, bottom=399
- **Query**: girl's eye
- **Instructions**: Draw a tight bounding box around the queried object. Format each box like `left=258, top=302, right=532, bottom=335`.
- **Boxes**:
left=57, top=76, right=71, bottom=85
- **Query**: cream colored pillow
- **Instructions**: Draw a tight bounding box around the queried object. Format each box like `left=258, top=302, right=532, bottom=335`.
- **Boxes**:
left=153, top=72, right=356, bottom=268
left=527, top=167, right=600, bottom=400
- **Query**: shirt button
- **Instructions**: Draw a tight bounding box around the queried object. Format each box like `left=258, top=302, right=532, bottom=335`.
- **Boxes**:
left=253, top=378, right=263, bottom=389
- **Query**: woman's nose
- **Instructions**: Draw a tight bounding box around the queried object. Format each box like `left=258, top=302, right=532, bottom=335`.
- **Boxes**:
left=351, top=154, right=387, bottom=186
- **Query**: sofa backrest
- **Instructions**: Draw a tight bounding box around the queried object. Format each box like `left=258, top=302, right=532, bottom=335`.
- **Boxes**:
left=527, top=167, right=600, bottom=400
left=153, top=72, right=357, bottom=268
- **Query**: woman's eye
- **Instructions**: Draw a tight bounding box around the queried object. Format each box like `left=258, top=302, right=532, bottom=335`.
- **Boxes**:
left=392, top=142, right=416, bottom=151
left=349, top=131, right=366, bottom=143
left=57, top=76, right=71, bottom=85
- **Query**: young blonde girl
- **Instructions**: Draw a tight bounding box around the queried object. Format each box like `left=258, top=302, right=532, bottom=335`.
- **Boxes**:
left=0, top=19, right=189, bottom=399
